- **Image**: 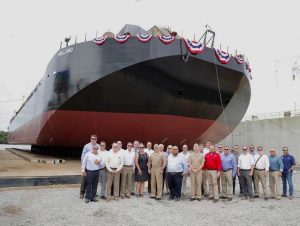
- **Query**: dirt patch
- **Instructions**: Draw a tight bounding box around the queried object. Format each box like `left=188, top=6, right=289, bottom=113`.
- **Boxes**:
left=1, top=205, right=23, bottom=215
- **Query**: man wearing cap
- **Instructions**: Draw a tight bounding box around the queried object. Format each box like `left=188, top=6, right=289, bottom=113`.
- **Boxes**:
left=238, top=145, right=254, bottom=202
left=149, top=144, right=166, bottom=200
left=81, top=144, right=102, bottom=203
left=205, top=145, right=222, bottom=203
left=80, top=134, right=100, bottom=199
left=189, top=143, right=204, bottom=201
left=179, top=144, right=190, bottom=196
left=98, top=141, right=108, bottom=199
left=106, top=142, right=124, bottom=201
left=253, top=146, right=270, bottom=200
left=269, top=148, right=283, bottom=200
left=120, top=142, right=135, bottom=199
left=281, top=147, right=296, bottom=200
left=220, top=146, right=237, bottom=201
left=167, top=146, right=188, bottom=201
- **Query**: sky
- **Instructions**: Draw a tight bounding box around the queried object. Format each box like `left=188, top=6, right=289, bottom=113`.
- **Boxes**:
left=0, top=0, right=300, bottom=131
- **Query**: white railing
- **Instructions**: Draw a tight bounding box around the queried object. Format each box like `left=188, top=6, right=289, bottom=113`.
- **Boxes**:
left=242, top=109, right=300, bottom=121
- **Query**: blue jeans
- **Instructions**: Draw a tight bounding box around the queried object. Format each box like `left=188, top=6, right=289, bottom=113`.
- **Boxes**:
left=282, top=171, right=293, bottom=196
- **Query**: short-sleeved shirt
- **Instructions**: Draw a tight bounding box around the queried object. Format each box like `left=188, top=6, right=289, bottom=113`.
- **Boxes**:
left=281, top=154, right=296, bottom=173
left=189, top=152, right=204, bottom=169
left=150, top=152, right=165, bottom=168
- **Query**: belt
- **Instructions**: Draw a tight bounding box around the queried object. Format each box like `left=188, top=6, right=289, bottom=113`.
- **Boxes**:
left=240, top=169, right=251, bottom=171
left=110, top=168, right=117, bottom=170
left=86, top=169, right=99, bottom=172
left=222, top=169, right=232, bottom=172
left=124, top=165, right=133, bottom=167
left=255, top=168, right=265, bottom=171
left=100, top=167, right=106, bottom=170
left=168, top=172, right=183, bottom=175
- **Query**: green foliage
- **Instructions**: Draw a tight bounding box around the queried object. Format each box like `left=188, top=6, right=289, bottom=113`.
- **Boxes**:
left=0, top=131, right=8, bottom=144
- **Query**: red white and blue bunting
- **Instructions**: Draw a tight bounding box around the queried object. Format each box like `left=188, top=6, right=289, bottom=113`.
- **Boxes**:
left=136, top=34, right=153, bottom=43
left=245, top=61, right=252, bottom=79
left=158, top=35, right=175, bottom=44
left=114, top=34, right=131, bottom=44
left=235, top=55, right=244, bottom=64
left=214, top=49, right=231, bottom=64
left=93, top=36, right=107, bottom=46
left=183, top=38, right=205, bottom=55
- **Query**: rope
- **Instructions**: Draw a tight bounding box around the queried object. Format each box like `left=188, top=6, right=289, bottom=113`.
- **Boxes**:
left=213, top=57, right=230, bottom=138
left=180, top=39, right=190, bottom=62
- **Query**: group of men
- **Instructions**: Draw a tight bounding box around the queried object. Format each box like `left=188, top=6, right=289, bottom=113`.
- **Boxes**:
left=80, top=135, right=296, bottom=203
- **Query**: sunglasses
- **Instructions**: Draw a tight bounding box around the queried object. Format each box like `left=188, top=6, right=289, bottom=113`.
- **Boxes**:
left=242, top=148, right=247, bottom=150
left=218, top=147, right=222, bottom=148
left=224, top=148, right=229, bottom=150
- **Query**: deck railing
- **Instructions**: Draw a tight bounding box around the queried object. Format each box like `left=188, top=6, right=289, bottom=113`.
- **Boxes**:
left=242, top=109, right=300, bottom=121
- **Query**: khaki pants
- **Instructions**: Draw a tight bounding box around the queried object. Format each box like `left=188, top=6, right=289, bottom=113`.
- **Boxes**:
left=254, top=169, right=268, bottom=197
left=269, top=171, right=281, bottom=198
left=190, top=170, right=202, bottom=199
left=151, top=167, right=163, bottom=198
left=121, top=166, right=134, bottom=196
left=106, top=171, right=121, bottom=198
left=221, top=170, right=233, bottom=198
left=207, top=170, right=219, bottom=199
left=202, top=170, right=208, bottom=195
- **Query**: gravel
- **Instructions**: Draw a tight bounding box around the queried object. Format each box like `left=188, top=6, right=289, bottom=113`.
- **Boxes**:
left=0, top=174, right=299, bottom=226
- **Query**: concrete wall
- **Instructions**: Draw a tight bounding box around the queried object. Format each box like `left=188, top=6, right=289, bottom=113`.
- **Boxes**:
left=218, top=116, right=300, bottom=163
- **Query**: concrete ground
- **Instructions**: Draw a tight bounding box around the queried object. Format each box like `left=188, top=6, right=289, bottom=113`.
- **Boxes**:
left=0, top=174, right=299, bottom=226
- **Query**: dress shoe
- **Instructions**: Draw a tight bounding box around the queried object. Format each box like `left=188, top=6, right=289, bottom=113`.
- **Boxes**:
left=90, top=198, right=98, bottom=202
left=125, top=195, right=130, bottom=199
left=196, top=198, right=202, bottom=201
left=190, top=198, right=196, bottom=201
left=150, top=196, right=156, bottom=199
left=80, top=194, right=84, bottom=199
left=175, top=197, right=180, bottom=202
left=100, top=196, right=106, bottom=200
left=85, top=198, right=89, bottom=203
left=281, top=194, right=287, bottom=197
left=227, top=197, right=232, bottom=201
left=168, top=196, right=174, bottom=200
left=130, top=192, right=135, bottom=195
left=121, top=195, right=125, bottom=199
left=264, top=197, right=268, bottom=201
left=208, top=197, right=213, bottom=200
left=254, top=195, right=259, bottom=198
left=219, top=196, right=226, bottom=199
left=155, top=197, right=161, bottom=200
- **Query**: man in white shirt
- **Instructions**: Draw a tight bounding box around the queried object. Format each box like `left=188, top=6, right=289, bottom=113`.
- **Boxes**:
left=179, top=144, right=190, bottom=195
left=167, top=146, right=188, bottom=201
left=145, top=142, right=154, bottom=193
left=202, top=141, right=211, bottom=197
left=98, top=141, right=109, bottom=199
left=106, top=143, right=124, bottom=201
left=238, top=145, right=255, bottom=202
left=117, top=140, right=125, bottom=156
left=81, top=144, right=102, bottom=203
left=120, top=142, right=135, bottom=199
left=131, top=140, right=140, bottom=195
left=253, top=146, right=270, bottom=200
left=80, top=134, right=100, bottom=199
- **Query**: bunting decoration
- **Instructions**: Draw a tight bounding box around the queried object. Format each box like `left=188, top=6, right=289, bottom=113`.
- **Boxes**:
left=235, top=55, right=244, bottom=64
left=93, top=36, right=107, bottom=46
left=245, top=61, right=252, bottom=79
left=214, top=49, right=231, bottom=64
left=158, top=35, right=175, bottom=44
left=183, top=38, right=205, bottom=55
left=136, top=34, right=153, bottom=43
left=114, top=34, right=131, bottom=44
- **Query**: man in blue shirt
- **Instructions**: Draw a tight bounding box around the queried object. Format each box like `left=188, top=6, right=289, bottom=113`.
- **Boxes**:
left=167, top=146, right=188, bottom=201
left=269, top=148, right=283, bottom=200
left=281, top=147, right=296, bottom=199
left=220, top=146, right=237, bottom=201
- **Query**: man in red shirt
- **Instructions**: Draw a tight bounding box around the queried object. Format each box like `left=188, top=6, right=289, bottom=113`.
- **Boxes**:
left=205, top=145, right=222, bottom=203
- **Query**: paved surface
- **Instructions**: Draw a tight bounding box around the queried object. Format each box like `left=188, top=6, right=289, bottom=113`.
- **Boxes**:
left=0, top=149, right=80, bottom=177
left=0, top=174, right=299, bottom=226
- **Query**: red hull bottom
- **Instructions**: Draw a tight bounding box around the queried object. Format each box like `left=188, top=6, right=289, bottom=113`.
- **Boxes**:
left=8, top=110, right=228, bottom=148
